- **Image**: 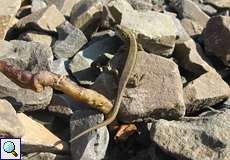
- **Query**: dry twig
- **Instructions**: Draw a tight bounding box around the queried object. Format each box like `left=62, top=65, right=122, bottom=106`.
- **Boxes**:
left=0, top=60, right=113, bottom=114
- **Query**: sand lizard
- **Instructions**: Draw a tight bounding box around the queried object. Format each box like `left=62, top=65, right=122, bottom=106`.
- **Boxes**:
left=69, top=25, right=138, bottom=143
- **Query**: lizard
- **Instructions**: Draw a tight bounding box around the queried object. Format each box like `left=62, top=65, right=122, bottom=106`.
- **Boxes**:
left=69, top=25, right=138, bottom=143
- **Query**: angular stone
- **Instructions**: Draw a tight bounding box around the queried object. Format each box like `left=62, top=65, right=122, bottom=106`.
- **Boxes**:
left=127, top=0, right=153, bottom=11
left=0, top=40, right=53, bottom=111
left=174, top=39, right=215, bottom=75
left=50, top=58, right=69, bottom=75
left=118, top=51, right=185, bottom=122
left=184, top=72, right=230, bottom=114
left=204, top=0, right=230, bottom=9
left=150, top=109, right=230, bottom=160
left=53, top=21, right=87, bottom=59
left=70, top=109, right=109, bottom=160
left=170, top=0, right=210, bottom=28
left=181, top=18, right=203, bottom=38
left=203, top=16, right=230, bottom=66
left=32, top=0, right=81, bottom=17
left=23, top=152, right=70, bottom=160
left=16, top=5, right=65, bottom=32
left=109, top=0, right=176, bottom=57
left=70, top=1, right=104, bottom=37
left=19, top=31, right=53, bottom=46
left=18, top=113, right=69, bottom=153
left=0, top=0, right=21, bottom=39
left=69, top=36, right=121, bottom=85
left=0, top=99, right=25, bottom=138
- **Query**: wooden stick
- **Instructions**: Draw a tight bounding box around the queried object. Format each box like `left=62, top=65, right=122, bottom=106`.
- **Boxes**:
left=0, top=60, right=113, bottom=114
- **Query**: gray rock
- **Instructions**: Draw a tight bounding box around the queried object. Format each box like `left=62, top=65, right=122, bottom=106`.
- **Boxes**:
left=53, top=21, right=87, bottom=59
left=50, top=58, right=69, bottom=75
left=170, top=0, right=210, bottom=28
left=204, top=0, right=230, bottom=9
left=19, top=31, right=53, bottom=46
left=15, top=4, right=65, bottom=32
left=174, top=38, right=215, bottom=75
left=31, top=0, right=47, bottom=12
left=127, top=0, right=153, bottom=11
left=0, top=99, right=25, bottom=138
left=0, top=0, right=21, bottom=39
left=181, top=18, right=203, bottom=38
left=190, top=0, right=217, bottom=16
left=184, top=72, right=230, bottom=114
left=18, top=113, right=69, bottom=153
left=223, top=97, right=230, bottom=108
left=70, top=109, right=109, bottom=160
left=109, top=0, right=176, bottom=57
left=69, top=36, right=121, bottom=85
left=118, top=51, right=185, bottom=122
left=0, top=40, right=53, bottom=111
left=150, top=109, right=230, bottom=160
left=23, top=152, right=70, bottom=160
left=203, top=16, right=230, bottom=66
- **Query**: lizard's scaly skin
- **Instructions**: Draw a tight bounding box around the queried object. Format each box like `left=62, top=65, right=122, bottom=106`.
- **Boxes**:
left=69, top=25, right=137, bottom=143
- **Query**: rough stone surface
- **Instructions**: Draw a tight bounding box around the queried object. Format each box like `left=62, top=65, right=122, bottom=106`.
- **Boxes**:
left=174, top=38, right=215, bottom=75
left=0, top=40, right=53, bottom=111
left=19, top=31, right=53, bottom=46
left=109, top=0, right=176, bottom=57
left=150, top=109, right=230, bottom=160
left=18, top=113, right=69, bottom=153
left=16, top=4, right=65, bottom=32
left=184, top=72, right=230, bottom=114
left=53, top=21, right=87, bottom=59
left=69, top=36, right=121, bottom=85
left=0, top=99, right=25, bottom=138
left=127, top=0, right=153, bottom=11
left=23, top=152, right=70, bottom=160
left=50, top=58, right=69, bottom=76
left=181, top=18, right=203, bottom=38
left=0, top=0, right=21, bottom=39
left=203, top=16, right=230, bottom=66
left=70, top=1, right=104, bottom=37
left=204, top=0, right=230, bottom=9
left=170, top=0, right=210, bottom=28
left=31, top=0, right=47, bottom=12
left=117, top=51, right=185, bottom=122
left=70, top=109, right=109, bottom=160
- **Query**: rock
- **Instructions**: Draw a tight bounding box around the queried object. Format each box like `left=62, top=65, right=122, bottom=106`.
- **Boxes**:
left=203, top=16, right=230, bottom=66
left=181, top=18, right=203, bottom=38
left=117, top=51, right=185, bottom=122
left=18, top=113, right=69, bottom=153
left=171, top=17, right=190, bottom=44
left=0, top=40, right=53, bottom=111
left=170, top=0, right=210, bottom=28
left=32, top=0, right=81, bottom=17
left=150, top=109, right=230, bottom=160
left=184, top=72, right=230, bottom=114
left=127, top=0, right=153, bottom=11
left=91, top=72, right=117, bottom=100
left=19, top=31, right=53, bottom=46
left=174, top=38, right=215, bottom=75
left=0, top=99, right=25, bottom=138
left=69, top=35, right=121, bottom=85
left=203, top=0, right=230, bottom=9
left=70, top=109, right=109, bottom=160
left=53, top=21, right=87, bottom=59
left=23, top=152, right=70, bottom=160
left=109, top=0, right=176, bottom=57
left=223, top=97, right=230, bottom=108
left=31, top=0, right=47, bottom=12
left=70, top=0, right=104, bottom=38
left=50, top=58, right=69, bottom=75
left=15, top=5, right=65, bottom=32
left=0, top=0, right=21, bottom=39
